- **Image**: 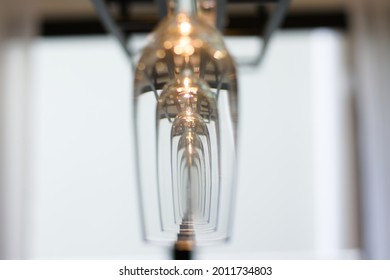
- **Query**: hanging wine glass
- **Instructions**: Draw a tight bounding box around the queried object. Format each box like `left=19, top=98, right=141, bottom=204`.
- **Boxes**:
left=133, top=0, right=238, bottom=245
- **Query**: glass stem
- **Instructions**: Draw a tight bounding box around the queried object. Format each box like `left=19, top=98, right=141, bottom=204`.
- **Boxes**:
left=174, top=0, right=197, bottom=15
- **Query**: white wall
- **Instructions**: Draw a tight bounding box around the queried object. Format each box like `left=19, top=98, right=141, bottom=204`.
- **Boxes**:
left=25, top=31, right=358, bottom=259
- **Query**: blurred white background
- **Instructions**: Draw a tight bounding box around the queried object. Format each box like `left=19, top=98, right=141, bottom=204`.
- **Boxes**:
left=24, top=30, right=358, bottom=259
left=3, top=0, right=390, bottom=260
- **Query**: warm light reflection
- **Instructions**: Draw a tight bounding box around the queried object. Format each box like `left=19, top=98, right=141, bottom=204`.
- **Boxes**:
left=174, top=37, right=195, bottom=56
left=179, top=21, right=192, bottom=35
left=183, top=77, right=190, bottom=88
left=213, top=50, right=226, bottom=60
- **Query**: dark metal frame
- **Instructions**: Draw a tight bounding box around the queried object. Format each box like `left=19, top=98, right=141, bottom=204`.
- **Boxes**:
left=90, top=0, right=290, bottom=67
left=40, top=12, right=347, bottom=36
